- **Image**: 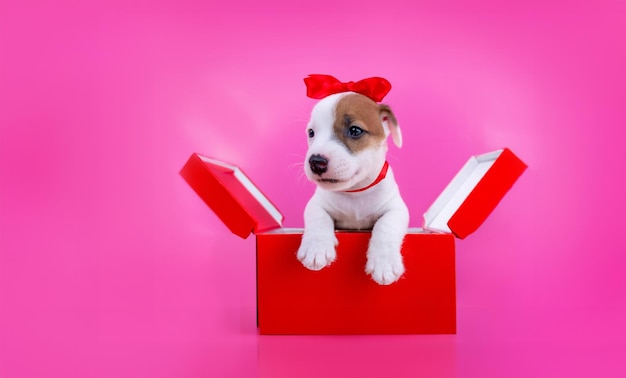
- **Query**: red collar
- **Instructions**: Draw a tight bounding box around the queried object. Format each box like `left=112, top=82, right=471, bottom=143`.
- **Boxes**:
left=344, top=161, right=390, bottom=193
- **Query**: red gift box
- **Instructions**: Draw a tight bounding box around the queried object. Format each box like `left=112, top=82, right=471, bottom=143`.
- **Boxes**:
left=180, top=149, right=526, bottom=334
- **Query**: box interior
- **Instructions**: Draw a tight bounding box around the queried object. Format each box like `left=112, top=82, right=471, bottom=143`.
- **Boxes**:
left=259, top=227, right=438, bottom=235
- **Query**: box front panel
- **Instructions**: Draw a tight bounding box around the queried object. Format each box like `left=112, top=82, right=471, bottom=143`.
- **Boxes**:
left=256, top=231, right=456, bottom=335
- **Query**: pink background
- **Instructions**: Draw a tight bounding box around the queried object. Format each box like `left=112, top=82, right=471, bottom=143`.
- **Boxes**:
left=1, top=1, right=625, bottom=377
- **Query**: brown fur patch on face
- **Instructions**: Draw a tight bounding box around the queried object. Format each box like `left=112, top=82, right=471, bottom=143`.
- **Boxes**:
left=333, top=94, right=387, bottom=154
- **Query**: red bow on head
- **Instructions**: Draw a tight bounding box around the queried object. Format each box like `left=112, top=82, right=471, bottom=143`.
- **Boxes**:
left=304, top=74, right=392, bottom=102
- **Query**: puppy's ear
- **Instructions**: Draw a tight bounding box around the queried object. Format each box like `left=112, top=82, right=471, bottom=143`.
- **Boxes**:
left=379, top=104, right=402, bottom=148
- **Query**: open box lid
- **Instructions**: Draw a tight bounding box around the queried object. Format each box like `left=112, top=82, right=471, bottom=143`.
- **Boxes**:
left=423, top=148, right=527, bottom=239
left=180, top=153, right=283, bottom=239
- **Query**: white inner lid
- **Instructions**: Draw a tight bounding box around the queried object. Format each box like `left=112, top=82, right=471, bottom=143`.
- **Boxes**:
left=199, top=155, right=283, bottom=227
left=423, top=150, right=502, bottom=233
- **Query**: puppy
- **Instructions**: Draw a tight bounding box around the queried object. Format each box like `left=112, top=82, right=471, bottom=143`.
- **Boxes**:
left=296, top=91, right=409, bottom=285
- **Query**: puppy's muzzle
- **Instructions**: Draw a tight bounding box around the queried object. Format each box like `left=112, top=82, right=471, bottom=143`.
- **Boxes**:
left=309, top=154, right=329, bottom=175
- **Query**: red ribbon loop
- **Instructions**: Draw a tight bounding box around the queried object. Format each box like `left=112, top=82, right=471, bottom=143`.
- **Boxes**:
left=304, top=74, right=391, bottom=102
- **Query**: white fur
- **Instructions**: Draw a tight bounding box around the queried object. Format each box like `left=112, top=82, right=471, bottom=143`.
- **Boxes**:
left=297, top=93, right=409, bottom=285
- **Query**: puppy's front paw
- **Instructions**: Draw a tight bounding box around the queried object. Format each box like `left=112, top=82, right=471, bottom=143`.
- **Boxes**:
left=365, top=250, right=405, bottom=285
left=297, top=237, right=336, bottom=271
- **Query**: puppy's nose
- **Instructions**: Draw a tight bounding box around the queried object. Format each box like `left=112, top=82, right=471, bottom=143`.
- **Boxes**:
left=309, top=154, right=329, bottom=175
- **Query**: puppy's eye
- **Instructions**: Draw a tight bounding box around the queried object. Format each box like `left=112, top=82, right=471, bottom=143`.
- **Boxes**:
left=347, top=126, right=364, bottom=138
left=308, top=129, right=315, bottom=138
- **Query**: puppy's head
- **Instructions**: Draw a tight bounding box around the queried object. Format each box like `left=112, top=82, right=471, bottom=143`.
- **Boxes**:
left=304, top=92, right=402, bottom=192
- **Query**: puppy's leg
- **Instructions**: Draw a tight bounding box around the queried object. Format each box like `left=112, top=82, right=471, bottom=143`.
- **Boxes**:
left=365, top=203, right=409, bottom=285
left=297, top=197, right=337, bottom=270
